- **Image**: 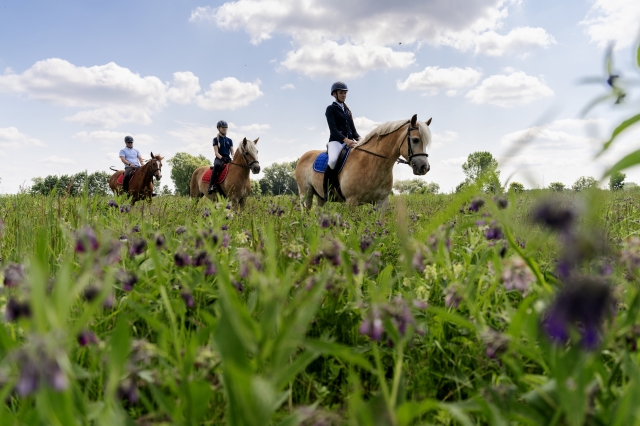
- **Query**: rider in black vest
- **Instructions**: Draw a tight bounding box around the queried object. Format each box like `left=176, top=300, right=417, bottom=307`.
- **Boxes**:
left=208, top=120, right=234, bottom=195
left=324, top=82, right=360, bottom=200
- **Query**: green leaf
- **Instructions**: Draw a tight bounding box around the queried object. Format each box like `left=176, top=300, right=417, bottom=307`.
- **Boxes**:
left=604, top=147, right=640, bottom=178
left=428, top=307, right=478, bottom=332
left=599, top=113, right=640, bottom=155
left=304, top=339, right=375, bottom=372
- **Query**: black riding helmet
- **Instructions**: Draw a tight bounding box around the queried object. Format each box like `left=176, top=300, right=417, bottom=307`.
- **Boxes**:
left=124, top=136, right=134, bottom=143
left=217, top=120, right=228, bottom=129
left=331, top=81, right=348, bottom=96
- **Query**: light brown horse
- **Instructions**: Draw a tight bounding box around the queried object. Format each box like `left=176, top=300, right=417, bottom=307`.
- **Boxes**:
left=295, top=114, right=431, bottom=210
left=109, top=152, right=164, bottom=204
left=190, top=137, right=261, bottom=209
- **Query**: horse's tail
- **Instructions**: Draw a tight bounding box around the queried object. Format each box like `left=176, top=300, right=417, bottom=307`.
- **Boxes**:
left=110, top=166, right=119, bottom=172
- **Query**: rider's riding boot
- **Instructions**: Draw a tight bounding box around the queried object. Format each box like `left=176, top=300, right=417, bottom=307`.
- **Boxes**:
left=208, top=165, right=218, bottom=195
left=123, top=173, right=130, bottom=194
left=323, top=165, right=333, bottom=202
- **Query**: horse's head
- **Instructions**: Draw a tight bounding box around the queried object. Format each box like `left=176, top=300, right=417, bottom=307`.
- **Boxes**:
left=149, top=152, right=163, bottom=180
left=402, top=114, right=431, bottom=175
left=240, top=137, right=261, bottom=174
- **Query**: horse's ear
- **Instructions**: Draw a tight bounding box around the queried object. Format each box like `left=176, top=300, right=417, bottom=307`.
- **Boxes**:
left=242, top=138, right=248, bottom=146
left=150, top=152, right=154, bottom=158
left=254, top=137, right=259, bottom=145
left=410, top=114, right=418, bottom=127
left=425, top=118, right=432, bottom=126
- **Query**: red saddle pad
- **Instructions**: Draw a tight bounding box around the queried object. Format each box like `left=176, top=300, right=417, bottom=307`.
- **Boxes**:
left=116, top=168, right=137, bottom=185
left=202, top=164, right=229, bottom=184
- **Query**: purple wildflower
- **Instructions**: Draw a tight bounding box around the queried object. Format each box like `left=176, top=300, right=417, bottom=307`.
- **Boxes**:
left=154, top=234, right=166, bottom=250
left=6, top=297, right=31, bottom=321
left=232, top=280, right=244, bottom=292
left=103, top=294, right=115, bottom=309
left=102, top=240, right=122, bottom=264
left=107, top=199, right=119, bottom=208
left=3, top=263, right=25, bottom=287
left=75, top=226, right=99, bottom=253
left=202, top=208, right=211, bottom=218
left=360, top=234, right=373, bottom=252
left=319, top=215, right=330, bottom=228
left=533, top=200, right=575, bottom=233
left=485, top=226, right=503, bottom=241
left=131, top=224, right=141, bottom=233
left=494, top=197, right=508, bottom=209
left=129, top=238, right=147, bottom=256
left=226, top=203, right=231, bottom=210
left=237, top=248, right=263, bottom=278
left=222, top=233, right=230, bottom=248
left=175, top=226, right=187, bottom=235
left=174, top=252, right=191, bottom=267
left=15, top=360, right=39, bottom=396
left=205, top=260, right=216, bottom=276
left=192, top=251, right=210, bottom=267
left=412, top=249, right=426, bottom=273
left=444, top=286, right=461, bottom=309
left=14, top=351, right=68, bottom=395
left=482, top=329, right=509, bottom=359
left=501, top=257, right=534, bottom=294
left=413, top=300, right=428, bottom=310
left=117, top=380, right=139, bottom=404
left=468, top=198, right=485, bottom=213
left=359, top=312, right=383, bottom=341
left=77, top=330, right=98, bottom=346
left=117, top=270, right=138, bottom=291
left=542, top=276, right=613, bottom=350
left=221, top=224, right=228, bottom=231
left=83, top=285, right=100, bottom=302
left=119, top=204, right=131, bottom=214
left=181, top=291, right=195, bottom=309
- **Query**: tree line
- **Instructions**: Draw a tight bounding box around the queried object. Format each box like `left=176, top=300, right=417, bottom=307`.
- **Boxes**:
left=23, top=151, right=633, bottom=196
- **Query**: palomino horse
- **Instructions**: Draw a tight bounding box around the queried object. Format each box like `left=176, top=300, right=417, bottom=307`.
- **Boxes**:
left=109, top=152, right=164, bottom=204
left=295, top=114, right=431, bottom=210
left=190, top=137, right=260, bottom=209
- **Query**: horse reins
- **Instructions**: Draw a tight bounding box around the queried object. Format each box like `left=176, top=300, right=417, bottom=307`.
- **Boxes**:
left=354, top=123, right=428, bottom=166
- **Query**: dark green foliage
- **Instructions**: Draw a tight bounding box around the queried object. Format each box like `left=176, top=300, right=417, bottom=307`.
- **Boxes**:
left=572, top=176, right=599, bottom=191
left=609, top=171, right=625, bottom=191
left=549, top=182, right=565, bottom=192
left=509, top=182, right=525, bottom=193
left=258, top=160, right=298, bottom=195
left=167, top=152, right=210, bottom=196
left=393, top=179, right=439, bottom=194
left=30, top=171, right=110, bottom=196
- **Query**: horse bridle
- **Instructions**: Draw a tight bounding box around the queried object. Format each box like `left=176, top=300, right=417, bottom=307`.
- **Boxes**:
left=143, top=159, right=162, bottom=179
left=230, top=149, right=259, bottom=169
left=355, top=122, right=428, bottom=166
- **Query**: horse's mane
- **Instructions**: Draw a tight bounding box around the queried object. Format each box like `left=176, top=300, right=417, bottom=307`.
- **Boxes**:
left=238, top=138, right=258, bottom=158
left=355, top=119, right=432, bottom=148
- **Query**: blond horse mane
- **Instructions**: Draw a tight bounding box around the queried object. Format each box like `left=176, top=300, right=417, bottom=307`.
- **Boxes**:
left=238, top=138, right=258, bottom=158
left=355, top=119, right=432, bottom=148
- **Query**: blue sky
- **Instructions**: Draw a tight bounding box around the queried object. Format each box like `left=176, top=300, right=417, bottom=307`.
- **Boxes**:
left=1, top=0, right=639, bottom=193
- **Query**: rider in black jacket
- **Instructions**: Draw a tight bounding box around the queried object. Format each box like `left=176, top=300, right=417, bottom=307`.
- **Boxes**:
left=324, top=82, right=360, bottom=200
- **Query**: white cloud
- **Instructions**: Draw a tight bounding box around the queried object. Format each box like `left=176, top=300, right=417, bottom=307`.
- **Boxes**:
left=397, top=66, right=481, bottom=95
left=0, top=127, right=45, bottom=148
left=73, top=131, right=155, bottom=147
left=239, top=123, right=270, bottom=132
left=39, top=156, right=74, bottom=164
left=191, top=1, right=550, bottom=77
left=474, top=27, right=556, bottom=56
left=65, top=106, right=153, bottom=128
left=167, top=71, right=201, bottom=104
left=280, top=83, right=295, bottom=90
left=431, top=130, right=458, bottom=148
left=465, top=70, right=554, bottom=107
left=196, top=77, right=263, bottom=110
left=353, top=116, right=381, bottom=137
left=442, top=156, right=467, bottom=166
left=581, top=0, right=640, bottom=49
left=281, top=41, right=414, bottom=78
left=500, top=118, right=602, bottom=148
left=167, top=122, right=241, bottom=154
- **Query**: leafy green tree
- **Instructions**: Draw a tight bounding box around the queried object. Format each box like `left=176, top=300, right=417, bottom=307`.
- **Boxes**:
left=462, top=151, right=501, bottom=193
left=159, top=185, right=173, bottom=196
left=250, top=179, right=261, bottom=196
left=259, top=161, right=298, bottom=195
left=455, top=180, right=470, bottom=193
left=625, top=182, right=639, bottom=191
left=572, top=176, right=599, bottom=191
left=168, top=152, right=210, bottom=196
left=509, top=182, right=525, bottom=193
left=609, top=171, right=626, bottom=191
left=394, top=179, right=439, bottom=194
left=85, top=171, right=110, bottom=196
left=419, top=182, right=440, bottom=195
left=548, top=182, right=565, bottom=192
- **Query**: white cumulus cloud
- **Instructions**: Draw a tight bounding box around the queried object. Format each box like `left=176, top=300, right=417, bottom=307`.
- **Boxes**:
left=196, top=77, right=263, bottom=110
left=239, top=123, right=270, bottom=132
left=280, top=84, right=295, bottom=90
left=474, top=27, right=556, bottom=56
left=281, top=41, right=414, bottom=79
left=397, top=66, right=482, bottom=95
left=465, top=70, right=554, bottom=107
left=65, top=106, right=153, bottom=128
left=353, top=116, right=382, bottom=137
left=500, top=118, right=602, bottom=148
left=0, top=127, right=46, bottom=148
left=190, top=0, right=551, bottom=77
left=73, top=131, right=156, bottom=147
left=581, top=0, right=640, bottom=49
left=167, top=71, right=201, bottom=104
left=39, top=156, right=74, bottom=164
left=431, top=130, right=458, bottom=148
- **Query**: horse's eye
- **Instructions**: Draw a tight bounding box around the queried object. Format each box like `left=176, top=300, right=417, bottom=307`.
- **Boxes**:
left=412, top=138, right=420, bottom=144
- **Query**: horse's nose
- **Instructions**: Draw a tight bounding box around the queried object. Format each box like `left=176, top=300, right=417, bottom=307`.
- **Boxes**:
left=254, top=165, right=261, bottom=174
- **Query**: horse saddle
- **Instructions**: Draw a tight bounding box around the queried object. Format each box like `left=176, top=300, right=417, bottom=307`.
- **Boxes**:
left=202, top=164, right=230, bottom=184
left=117, top=168, right=138, bottom=185
left=313, top=147, right=351, bottom=174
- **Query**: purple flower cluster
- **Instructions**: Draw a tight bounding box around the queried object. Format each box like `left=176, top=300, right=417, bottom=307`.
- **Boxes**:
left=74, top=226, right=99, bottom=253
left=269, top=204, right=285, bottom=216
left=180, top=291, right=195, bottom=309
left=77, top=330, right=98, bottom=347
left=14, top=348, right=68, bottom=396
left=533, top=199, right=575, bottom=233
left=482, top=329, right=509, bottom=359
left=129, top=238, right=147, bottom=256
left=237, top=248, right=263, bottom=278
left=359, top=298, right=421, bottom=341
left=120, top=204, right=131, bottom=214
left=360, top=234, right=373, bottom=253
left=317, top=239, right=343, bottom=267
left=174, top=252, right=191, bottom=267
left=6, top=297, right=31, bottom=321
left=485, top=226, right=503, bottom=241
left=154, top=234, right=166, bottom=250
left=3, top=263, right=25, bottom=287
left=175, top=226, right=187, bottom=235
left=444, top=286, right=462, bottom=309
left=468, top=198, right=485, bottom=213
left=117, top=379, right=139, bottom=404
left=107, top=199, right=118, bottom=208
left=117, top=270, right=138, bottom=292
left=202, top=208, right=211, bottom=218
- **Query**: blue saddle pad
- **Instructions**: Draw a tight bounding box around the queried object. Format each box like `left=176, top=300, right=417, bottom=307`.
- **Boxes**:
left=313, top=149, right=351, bottom=174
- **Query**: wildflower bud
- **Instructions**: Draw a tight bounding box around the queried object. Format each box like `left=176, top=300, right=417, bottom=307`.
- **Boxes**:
left=75, top=226, right=99, bottom=253
left=117, top=380, right=139, bottom=404
left=3, top=263, right=25, bottom=287
left=222, top=233, right=230, bottom=248
left=181, top=291, right=195, bottom=309
left=232, top=280, right=244, bottom=292
left=107, top=199, right=119, bottom=208
left=485, top=226, right=503, bottom=241
left=444, top=286, right=461, bottom=309
left=202, top=208, right=211, bottom=218
left=205, top=260, right=216, bottom=276
left=468, top=198, right=485, bottom=213
left=221, top=224, right=228, bottom=231
left=532, top=200, right=575, bottom=232
left=129, top=238, right=147, bottom=256
left=174, top=252, right=191, bottom=267
left=83, top=285, right=101, bottom=302
left=192, top=251, right=210, bottom=267
left=175, top=226, right=187, bottom=235
left=360, top=234, right=373, bottom=253
left=495, top=197, right=508, bottom=209
left=412, top=249, right=426, bottom=273
left=131, top=224, right=141, bottom=233
left=78, top=330, right=98, bottom=346
left=119, top=204, right=131, bottom=213
left=319, top=215, right=330, bottom=228
left=226, top=203, right=231, bottom=210
left=154, top=234, right=166, bottom=250
left=118, top=270, right=138, bottom=292
left=6, top=297, right=31, bottom=321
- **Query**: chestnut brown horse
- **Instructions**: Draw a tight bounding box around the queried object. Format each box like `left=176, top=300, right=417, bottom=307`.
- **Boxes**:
left=190, top=137, right=260, bottom=209
left=295, top=114, right=431, bottom=210
left=109, top=152, right=164, bottom=204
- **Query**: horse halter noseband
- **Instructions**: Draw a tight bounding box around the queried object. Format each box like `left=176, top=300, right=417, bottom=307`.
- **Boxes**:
left=230, top=149, right=259, bottom=169
left=397, top=124, right=428, bottom=166
left=144, top=159, right=162, bottom=178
